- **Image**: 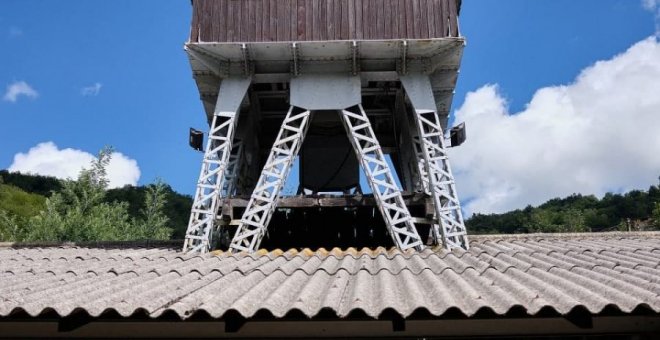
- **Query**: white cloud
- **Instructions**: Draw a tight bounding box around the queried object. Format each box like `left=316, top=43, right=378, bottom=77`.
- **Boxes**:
left=448, top=37, right=660, bottom=216
left=643, top=0, right=658, bottom=10
left=81, top=82, right=102, bottom=96
left=3, top=81, right=38, bottom=102
left=643, top=0, right=660, bottom=36
left=8, top=142, right=141, bottom=189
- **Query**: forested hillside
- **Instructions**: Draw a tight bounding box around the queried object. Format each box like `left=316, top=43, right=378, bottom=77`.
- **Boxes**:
left=467, top=180, right=660, bottom=234
left=0, top=170, right=192, bottom=238
left=0, top=149, right=193, bottom=242
left=1, top=164, right=659, bottom=241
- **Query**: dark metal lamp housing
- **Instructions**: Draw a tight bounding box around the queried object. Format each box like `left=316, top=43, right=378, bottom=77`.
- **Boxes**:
left=450, top=122, right=466, bottom=147
left=189, top=128, right=204, bottom=152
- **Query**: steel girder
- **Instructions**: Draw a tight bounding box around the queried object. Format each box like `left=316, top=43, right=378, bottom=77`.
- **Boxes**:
left=228, top=102, right=426, bottom=253
left=221, top=139, right=243, bottom=198
left=184, top=72, right=462, bottom=253
left=411, top=108, right=469, bottom=249
left=229, top=106, right=312, bottom=252
left=395, top=90, right=443, bottom=246
left=412, top=131, right=444, bottom=246
left=339, top=105, right=425, bottom=251
left=401, top=74, right=469, bottom=250
left=183, top=77, right=251, bottom=253
left=183, top=113, right=239, bottom=253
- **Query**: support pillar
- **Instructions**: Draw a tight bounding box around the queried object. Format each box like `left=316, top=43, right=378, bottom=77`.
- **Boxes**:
left=229, top=106, right=312, bottom=252
left=229, top=73, right=425, bottom=253
left=396, top=89, right=442, bottom=245
left=395, top=90, right=428, bottom=194
left=339, top=105, right=424, bottom=251
left=221, top=138, right=244, bottom=197
left=401, top=73, right=469, bottom=250
left=183, top=77, right=252, bottom=253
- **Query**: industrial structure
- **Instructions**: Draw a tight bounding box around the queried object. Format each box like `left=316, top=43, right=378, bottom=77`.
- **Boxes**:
left=3, top=2, right=660, bottom=338
left=183, top=0, right=469, bottom=253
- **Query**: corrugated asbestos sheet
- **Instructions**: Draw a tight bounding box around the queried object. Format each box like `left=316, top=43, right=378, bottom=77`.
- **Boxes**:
left=190, top=0, right=460, bottom=43
left=2, top=233, right=660, bottom=319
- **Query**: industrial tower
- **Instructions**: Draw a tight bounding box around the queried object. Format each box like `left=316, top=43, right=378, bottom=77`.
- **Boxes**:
left=183, top=0, right=468, bottom=253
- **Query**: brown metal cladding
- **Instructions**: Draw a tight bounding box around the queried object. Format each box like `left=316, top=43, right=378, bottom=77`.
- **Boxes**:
left=190, top=0, right=461, bottom=42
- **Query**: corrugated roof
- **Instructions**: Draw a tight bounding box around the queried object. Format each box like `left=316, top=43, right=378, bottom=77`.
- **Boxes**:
left=2, top=232, right=660, bottom=320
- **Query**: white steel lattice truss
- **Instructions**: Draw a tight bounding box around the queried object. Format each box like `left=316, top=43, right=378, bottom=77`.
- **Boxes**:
left=395, top=89, right=443, bottom=247
left=411, top=108, right=469, bottom=250
left=229, top=107, right=311, bottom=252
left=394, top=91, right=426, bottom=195
left=411, top=136, right=430, bottom=194
left=183, top=111, right=240, bottom=253
left=221, top=139, right=243, bottom=197
left=340, top=105, right=424, bottom=251
left=411, top=134, right=444, bottom=245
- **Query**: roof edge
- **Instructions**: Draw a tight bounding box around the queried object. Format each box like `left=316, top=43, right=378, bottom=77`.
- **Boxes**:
left=2, top=231, right=660, bottom=250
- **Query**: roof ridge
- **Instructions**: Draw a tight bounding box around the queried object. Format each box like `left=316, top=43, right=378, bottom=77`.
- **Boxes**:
left=2, top=231, right=659, bottom=250
left=469, top=231, right=660, bottom=241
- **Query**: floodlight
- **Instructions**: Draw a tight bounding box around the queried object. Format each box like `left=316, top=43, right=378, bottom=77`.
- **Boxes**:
left=189, top=128, right=204, bottom=151
left=450, top=122, right=466, bottom=147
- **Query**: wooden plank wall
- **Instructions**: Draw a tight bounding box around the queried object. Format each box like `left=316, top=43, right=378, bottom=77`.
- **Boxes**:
left=190, top=0, right=460, bottom=43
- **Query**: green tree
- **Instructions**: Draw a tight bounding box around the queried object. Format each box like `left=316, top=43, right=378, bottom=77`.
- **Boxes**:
left=0, top=210, right=26, bottom=242
left=105, top=183, right=191, bottom=239
left=18, top=147, right=171, bottom=242
left=527, top=209, right=559, bottom=233
left=136, top=180, right=171, bottom=240
left=563, top=208, right=589, bottom=232
left=526, top=208, right=588, bottom=233
left=583, top=208, right=610, bottom=230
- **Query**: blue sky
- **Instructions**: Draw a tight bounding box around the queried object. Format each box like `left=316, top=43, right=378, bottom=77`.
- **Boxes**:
left=457, top=0, right=655, bottom=113
left=1, top=1, right=659, bottom=214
